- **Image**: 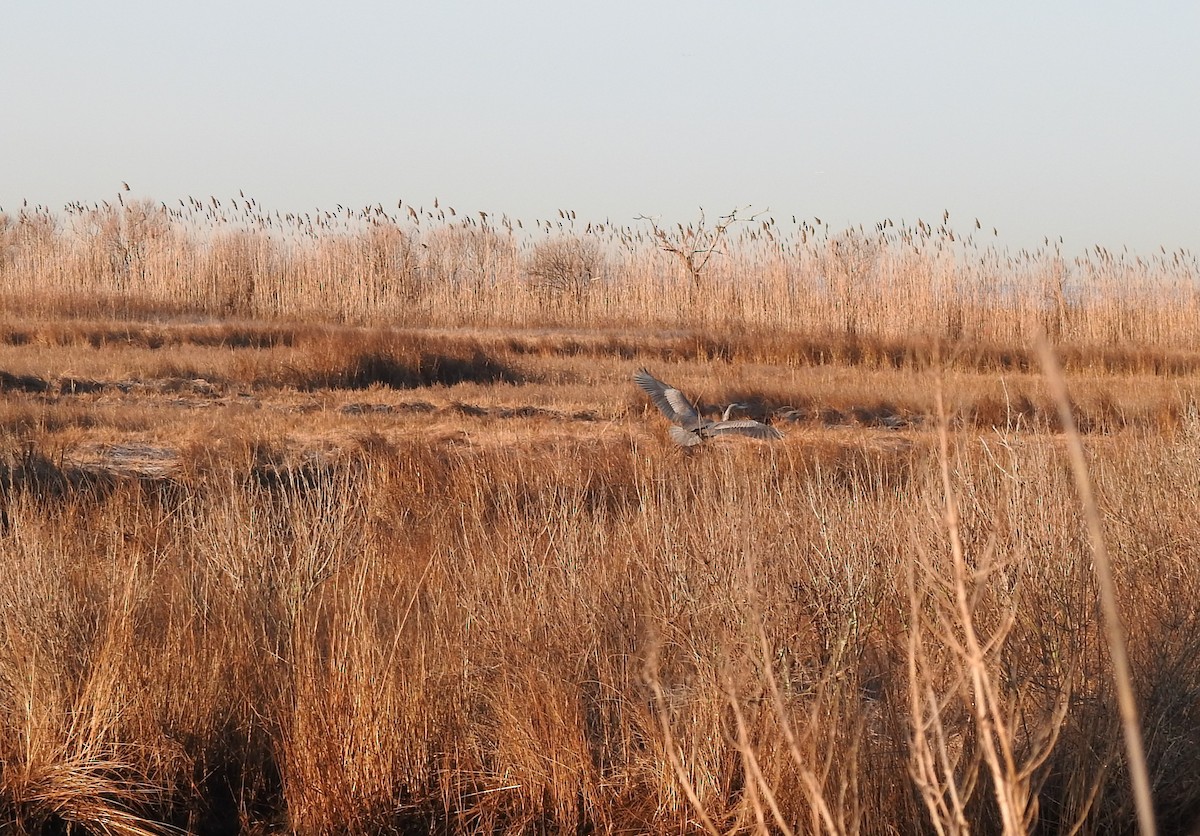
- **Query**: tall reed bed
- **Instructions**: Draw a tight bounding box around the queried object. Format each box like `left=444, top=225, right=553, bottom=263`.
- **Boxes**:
left=2, top=198, right=1197, bottom=347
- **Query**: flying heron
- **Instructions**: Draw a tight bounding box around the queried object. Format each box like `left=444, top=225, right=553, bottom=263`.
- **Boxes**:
left=633, top=368, right=783, bottom=446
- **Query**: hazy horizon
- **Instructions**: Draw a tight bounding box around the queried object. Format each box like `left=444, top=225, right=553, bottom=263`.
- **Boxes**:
left=4, top=1, right=1198, bottom=257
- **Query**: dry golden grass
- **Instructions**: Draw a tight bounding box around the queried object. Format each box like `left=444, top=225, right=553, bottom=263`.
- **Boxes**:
left=2, top=199, right=1200, bottom=833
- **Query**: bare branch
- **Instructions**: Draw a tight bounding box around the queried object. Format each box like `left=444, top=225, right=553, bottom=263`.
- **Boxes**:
left=636, top=206, right=766, bottom=286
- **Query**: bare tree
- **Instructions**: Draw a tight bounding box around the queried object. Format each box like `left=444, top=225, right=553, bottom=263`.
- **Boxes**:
left=636, top=206, right=764, bottom=287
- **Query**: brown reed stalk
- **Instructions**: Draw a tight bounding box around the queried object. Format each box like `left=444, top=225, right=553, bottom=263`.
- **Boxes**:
left=1037, top=332, right=1157, bottom=836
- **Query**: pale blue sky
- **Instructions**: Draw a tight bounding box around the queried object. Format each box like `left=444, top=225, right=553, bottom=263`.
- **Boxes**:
left=3, top=1, right=1198, bottom=253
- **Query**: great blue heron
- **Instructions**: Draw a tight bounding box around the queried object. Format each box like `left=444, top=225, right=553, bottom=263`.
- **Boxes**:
left=633, top=368, right=783, bottom=446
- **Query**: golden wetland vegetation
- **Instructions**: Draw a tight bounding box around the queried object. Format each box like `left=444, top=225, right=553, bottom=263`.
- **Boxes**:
left=1, top=199, right=1200, bottom=834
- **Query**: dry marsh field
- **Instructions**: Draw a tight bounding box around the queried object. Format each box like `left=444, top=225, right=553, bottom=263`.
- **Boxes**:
left=2, top=200, right=1200, bottom=834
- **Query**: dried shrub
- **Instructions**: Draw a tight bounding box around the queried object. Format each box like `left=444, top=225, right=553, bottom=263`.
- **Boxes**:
left=524, top=235, right=605, bottom=307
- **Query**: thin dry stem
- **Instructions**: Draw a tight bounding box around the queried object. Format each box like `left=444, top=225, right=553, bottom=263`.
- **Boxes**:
left=1037, top=332, right=1158, bottom=836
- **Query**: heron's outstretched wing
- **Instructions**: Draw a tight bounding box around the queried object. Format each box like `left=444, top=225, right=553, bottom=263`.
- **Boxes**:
left=706, top=419, right=784, bottom=441
left=633, top=369, right=700, bottom=427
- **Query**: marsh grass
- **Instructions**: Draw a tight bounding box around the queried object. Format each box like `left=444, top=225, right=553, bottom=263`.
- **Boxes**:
left=2, top=407, right=1199, bottom=832
left=2, top=195, right=1200, bottom=833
